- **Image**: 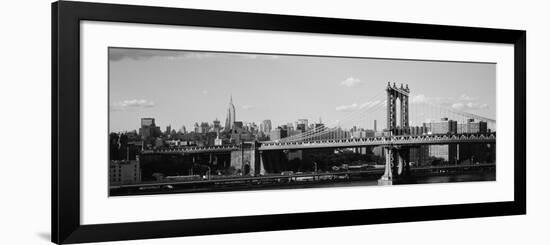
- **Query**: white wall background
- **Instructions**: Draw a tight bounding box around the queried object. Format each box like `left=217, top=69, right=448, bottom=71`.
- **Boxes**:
left=0, top=0, right=547, bottom=244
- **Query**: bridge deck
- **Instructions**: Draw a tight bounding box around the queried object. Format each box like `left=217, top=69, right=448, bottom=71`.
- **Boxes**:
left=142, top=133, right=496, bottom=154
left=259, top=133, right=496, bottom=151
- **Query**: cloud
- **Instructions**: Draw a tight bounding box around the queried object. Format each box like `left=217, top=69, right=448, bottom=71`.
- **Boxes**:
left=241, top=105, right=255, bottom=110
left=411, top=94, right=428, bottom=104
left=111, top=99, right=155, bottom=111
left=109, top=48, right=281, bottom=62
left=335, top=103, right=359, bottom=112
left=340, top=77, right=362, bottom=87
left=451, top=103, right=465, bottom=110
left=201, top=90, right=209, bottom=95
left=451, top=102, right=488, bottom=110
left=413, top=94, right=489, bottom=111
left=458, top=94, right=477, bottom=101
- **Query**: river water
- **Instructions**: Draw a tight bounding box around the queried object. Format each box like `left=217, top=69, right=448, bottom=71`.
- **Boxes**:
left=112, top=171, right=496, bottom=196
left=269, top=171, right=496, bottom=190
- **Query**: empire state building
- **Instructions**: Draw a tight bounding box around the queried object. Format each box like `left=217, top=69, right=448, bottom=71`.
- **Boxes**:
left=225, top=95, right=236, bottom=131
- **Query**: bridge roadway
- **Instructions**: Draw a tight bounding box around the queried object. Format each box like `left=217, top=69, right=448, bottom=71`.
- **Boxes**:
left=142, top=133, right=496, bottom=154
left=259, top=132, right=496, bottom=151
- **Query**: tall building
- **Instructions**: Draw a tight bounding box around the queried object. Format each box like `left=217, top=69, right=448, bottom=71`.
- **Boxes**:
left=296, top=123, right=307, bottom=132
left=200, top=122, right=210, bottom=133
left=428, top=118, right=457, bottom=134
left=270, top=127, right=288, bottom=141
left=141, top=118, right=155, bottom=127
left=193, top=122, right=200, bottom=133
left=457, top=119, right=488, bottom=134
left=212, top=118, right=222, bottom=132
left=260, top=119, right=272, bottom=134
left=139, top=118, right=160, bottom=140
left=296, top=119, right=308, bottom=132
left=225, top=95, right=236, bottom=131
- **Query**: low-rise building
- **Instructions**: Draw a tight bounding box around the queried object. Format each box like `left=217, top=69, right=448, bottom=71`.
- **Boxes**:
left=109, top=158, right=141, bottom=185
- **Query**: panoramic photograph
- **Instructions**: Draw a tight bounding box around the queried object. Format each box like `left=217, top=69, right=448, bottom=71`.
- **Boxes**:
left=108, top=47, right=496, bottom=196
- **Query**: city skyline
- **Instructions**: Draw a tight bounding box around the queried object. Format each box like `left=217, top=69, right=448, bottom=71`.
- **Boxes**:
left=109, top=48, right=496, bottom=133
left=108, top=47, right=497, bottom=195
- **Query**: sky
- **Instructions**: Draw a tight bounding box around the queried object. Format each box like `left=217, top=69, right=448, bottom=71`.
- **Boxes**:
left=109, top=47, right=496, bottom=132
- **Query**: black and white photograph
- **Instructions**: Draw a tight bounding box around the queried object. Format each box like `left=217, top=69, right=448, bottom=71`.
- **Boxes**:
left=108, top=47, right=497, bottom=196
left=3, top=0, right=543, bottom=244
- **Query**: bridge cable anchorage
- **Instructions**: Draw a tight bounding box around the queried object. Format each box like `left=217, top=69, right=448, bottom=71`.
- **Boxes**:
left=278, top=92, right=386, bottom=143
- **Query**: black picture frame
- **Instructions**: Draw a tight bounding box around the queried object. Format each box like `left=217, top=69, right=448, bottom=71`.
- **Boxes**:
left=52, top=1, right=526, bottom=244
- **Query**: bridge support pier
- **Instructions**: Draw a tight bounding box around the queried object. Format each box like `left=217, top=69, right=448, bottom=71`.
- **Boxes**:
left=378, top=146, right=410, bottom=185
left=378, top=147, right=394, bottom=185
left=397, top=148, right=410, bottom=176
left=230, top=141, right=266, bottom=176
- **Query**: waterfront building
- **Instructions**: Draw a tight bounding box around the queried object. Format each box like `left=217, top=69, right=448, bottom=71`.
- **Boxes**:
left=109, top=157, right=141, bottom=185
left=428, top=144, right=458, bottom=163
left=409, top=145, right=430, bottom=166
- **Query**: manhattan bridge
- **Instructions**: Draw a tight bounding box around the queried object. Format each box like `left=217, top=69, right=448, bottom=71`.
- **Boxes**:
left=145, top=83, right=496, bottom=185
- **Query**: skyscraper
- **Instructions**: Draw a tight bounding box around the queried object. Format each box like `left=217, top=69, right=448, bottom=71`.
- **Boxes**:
left=139, top=118, right=160, bottom=140
left=213, top=118, right=222, bottom=132
left=225, top=95, right=236, bottom=131
left=260, top=119, right=272, bottom=134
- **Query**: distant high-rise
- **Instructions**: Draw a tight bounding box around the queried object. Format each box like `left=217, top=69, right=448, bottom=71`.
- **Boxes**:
left=139, top=118, right=161, bottom=140
left=457, top=119, right=488, bottom=134
left=193, top=122, right=200, bottom=133
left=213, top=118, right=222, bottom=132
left=225, top=95, right=236, bottom=131
left=270, top=127, right=288, bottom=141
left=141, top=118, right=155, bottom=127
left=260, top=119, right=272, bottom=134
left=296, top=119, right=308, bottom=132
left=374, top=120, right=377, bottom=132
left=200, top=122, right=210, bottom=133
left=428, top=118, right=457, bottom=134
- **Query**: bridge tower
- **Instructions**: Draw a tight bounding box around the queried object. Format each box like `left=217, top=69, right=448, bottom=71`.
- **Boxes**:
left=386, top=82, right=410, bottom=135
left=380, top=83, right=411, bottom=185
